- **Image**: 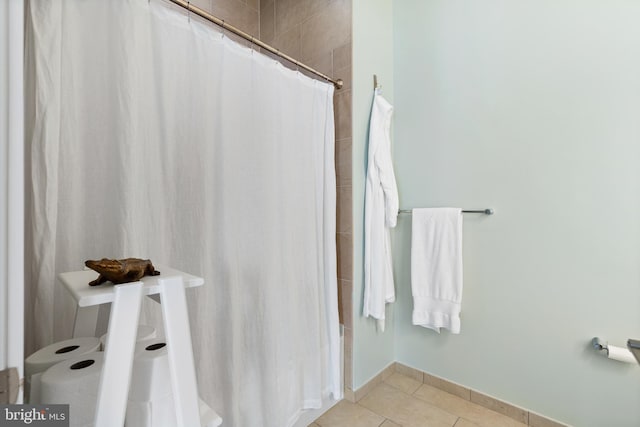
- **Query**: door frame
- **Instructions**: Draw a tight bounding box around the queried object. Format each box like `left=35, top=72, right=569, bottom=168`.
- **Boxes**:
left=1, top=0, right=25, bottom=403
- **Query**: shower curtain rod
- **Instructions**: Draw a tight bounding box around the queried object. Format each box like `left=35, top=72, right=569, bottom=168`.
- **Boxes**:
left=168, top=0, right=344, bottom=90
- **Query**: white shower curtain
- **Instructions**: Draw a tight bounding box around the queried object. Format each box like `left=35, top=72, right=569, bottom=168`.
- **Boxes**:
left=25, top=0, right=341, bottom=425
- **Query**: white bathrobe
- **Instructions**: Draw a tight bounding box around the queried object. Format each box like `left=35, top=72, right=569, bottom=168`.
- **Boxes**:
left=363, top=90, right=398, bottom=332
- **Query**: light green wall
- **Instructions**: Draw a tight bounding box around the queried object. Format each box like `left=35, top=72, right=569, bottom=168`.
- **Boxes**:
left=392, top=1, right=640, bottom=426
left=351, top=0, right=395, bottom=389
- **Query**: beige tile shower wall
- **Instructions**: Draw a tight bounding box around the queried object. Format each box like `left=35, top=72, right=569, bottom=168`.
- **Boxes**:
left=260, top=0, right=353, bottom=388
left=190, top=0, right=260, bottom=41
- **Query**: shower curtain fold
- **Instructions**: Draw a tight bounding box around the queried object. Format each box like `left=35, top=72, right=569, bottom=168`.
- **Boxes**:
left=25, top=0, right=341, bottom=426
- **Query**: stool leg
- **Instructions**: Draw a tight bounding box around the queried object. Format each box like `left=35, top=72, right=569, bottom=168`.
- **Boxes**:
left=94, top=282, right=144, bottom=427
left=159, top=276, right=202, bottom=427
left=72, top=305, right=99, bottom=338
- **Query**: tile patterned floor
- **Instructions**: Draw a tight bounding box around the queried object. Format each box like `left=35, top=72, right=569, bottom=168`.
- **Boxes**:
left=309, top=372, right=528, bottom=427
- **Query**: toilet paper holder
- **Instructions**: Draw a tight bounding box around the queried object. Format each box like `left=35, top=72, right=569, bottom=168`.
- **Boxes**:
left=592, top=337, right=638, bottom=364
left=592, top=337, right=608, bottom=353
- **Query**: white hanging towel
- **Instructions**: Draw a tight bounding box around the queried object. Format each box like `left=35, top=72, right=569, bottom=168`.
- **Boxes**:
left=363, top=90, right=399, bottom=332
left=411, top=208, right=463, bottom=334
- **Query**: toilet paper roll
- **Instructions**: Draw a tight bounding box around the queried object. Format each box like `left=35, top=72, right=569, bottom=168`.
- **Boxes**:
left=40, top=352, right=104, bottom=427
left=100, top=324, right=157, bottom=351
left=128, top=338, right=172, bottom=402
left=125, top=338, right=177, bottom=427
left=199, top=398, right=223, bottom=427
left=608, top=345, right=637, bottom=364
left=25, top=337, right=101, bottom=403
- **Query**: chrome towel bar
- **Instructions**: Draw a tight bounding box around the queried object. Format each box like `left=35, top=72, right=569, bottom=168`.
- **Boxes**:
left=398, top=208, right=494, bottom=215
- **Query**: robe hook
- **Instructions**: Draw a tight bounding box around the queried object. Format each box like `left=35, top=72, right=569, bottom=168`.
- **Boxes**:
left=373, top=74, right=381, bottom=90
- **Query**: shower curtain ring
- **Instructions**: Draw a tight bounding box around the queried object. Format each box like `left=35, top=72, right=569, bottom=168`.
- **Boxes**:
left=221, top=20, right=225, bottom=39
left=187, top=1, right=191, bottom=22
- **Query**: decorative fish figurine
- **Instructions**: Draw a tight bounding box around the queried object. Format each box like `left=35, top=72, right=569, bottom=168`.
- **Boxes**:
left=84, top=258, right=160, bottom=286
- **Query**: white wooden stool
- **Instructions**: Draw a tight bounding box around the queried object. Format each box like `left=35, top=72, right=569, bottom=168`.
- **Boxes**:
left=58, top=265, right=222, bottom=427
